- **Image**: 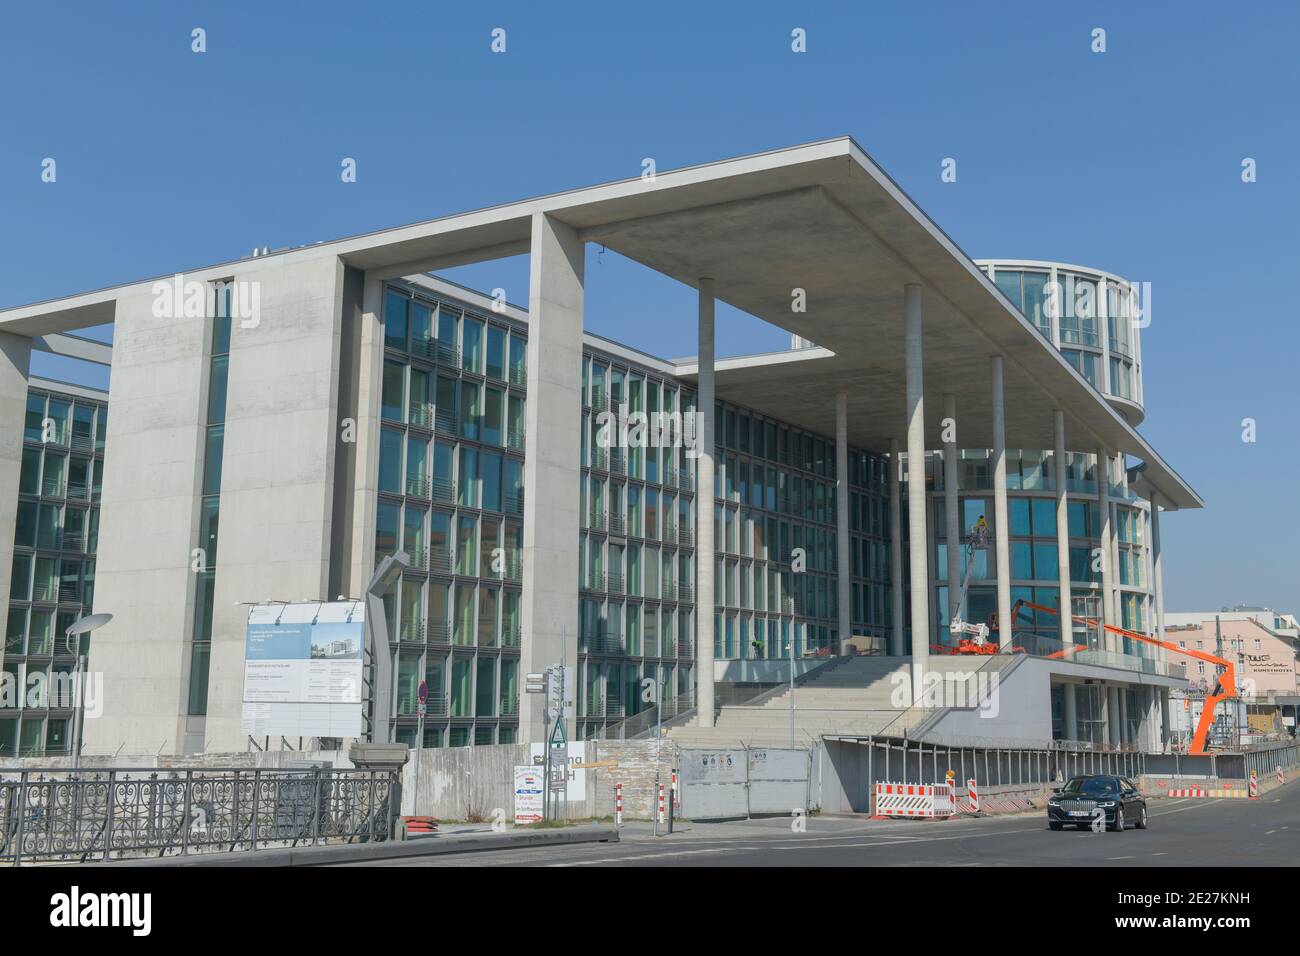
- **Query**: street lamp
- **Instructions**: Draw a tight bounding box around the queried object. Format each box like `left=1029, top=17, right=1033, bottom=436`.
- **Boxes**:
left=65, top=612, right=113, bottom=768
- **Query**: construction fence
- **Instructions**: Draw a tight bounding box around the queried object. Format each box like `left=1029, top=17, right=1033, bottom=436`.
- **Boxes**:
left=818, top=735, right=1300, bottom=815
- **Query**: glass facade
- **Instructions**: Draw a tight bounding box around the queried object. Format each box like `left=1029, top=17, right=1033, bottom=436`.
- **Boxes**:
left=980, top=261, right=1143, bottom=418
left=1, top=385, right=107, bottom=757
left=380, top=285, right=526, bottom=749
left=375, top=262, right=1159, bottom=747
left=185, top=291, right=232, bottom=718
left=575, top=351, right=890, bottom=737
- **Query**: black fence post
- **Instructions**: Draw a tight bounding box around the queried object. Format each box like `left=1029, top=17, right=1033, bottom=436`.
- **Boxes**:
left=102, top=771, right=116, bottom=862
left=181, top=770, right=193, bottom=856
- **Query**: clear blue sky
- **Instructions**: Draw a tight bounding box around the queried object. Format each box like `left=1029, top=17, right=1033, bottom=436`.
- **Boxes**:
left=2, top=1, right=1297, bottom=615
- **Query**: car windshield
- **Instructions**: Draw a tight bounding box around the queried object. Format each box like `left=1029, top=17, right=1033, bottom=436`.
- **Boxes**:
left=1061, top=777, right=1118, bottom=797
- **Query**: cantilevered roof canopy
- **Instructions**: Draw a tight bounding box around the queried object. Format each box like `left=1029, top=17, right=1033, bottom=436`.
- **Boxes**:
left=0, top=136, right=1200, bottom=509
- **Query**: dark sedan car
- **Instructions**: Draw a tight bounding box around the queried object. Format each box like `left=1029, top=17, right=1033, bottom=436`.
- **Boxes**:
left=1046, top=774, right=1148, bottom=831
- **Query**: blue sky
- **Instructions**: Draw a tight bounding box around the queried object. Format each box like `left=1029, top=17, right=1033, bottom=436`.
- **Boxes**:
left=2, top=1, right=1298, bottom=615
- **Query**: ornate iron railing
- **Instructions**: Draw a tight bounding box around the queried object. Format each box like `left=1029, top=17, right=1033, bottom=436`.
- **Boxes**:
left=0, top=767, right=399, bottom=865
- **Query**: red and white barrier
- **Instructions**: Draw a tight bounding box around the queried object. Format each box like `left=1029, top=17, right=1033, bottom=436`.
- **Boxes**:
left=657, top=783, right=666, bottom=823
left=1166, top=787, right=1250, bottom=799
left=1249, top=770, right=1258, bottom=799
left=968, top=778, right=979, bottom=814
left=615, top=783, right=623, bottom=827
left=1278, top=766, right=1285, bottom=786
left=874, top=782, right=954, bottom=819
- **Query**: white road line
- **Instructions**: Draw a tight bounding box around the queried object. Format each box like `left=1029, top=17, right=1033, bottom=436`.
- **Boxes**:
left=551, top=824, right=1051, bottom=865
left=550, top=847, right=766, bottom=866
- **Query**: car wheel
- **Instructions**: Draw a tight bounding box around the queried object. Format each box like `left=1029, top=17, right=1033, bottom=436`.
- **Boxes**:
left=1135, top=806, right=1147, bottom=830
left=1049, top=821, right=1063, bottom=831
left=1110, top=807, right=1125, bottom=832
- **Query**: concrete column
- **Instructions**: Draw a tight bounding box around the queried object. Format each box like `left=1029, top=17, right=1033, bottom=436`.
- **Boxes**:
left=1118, top=687, right=1130, bottom=746
left=1053, top=410, right=1071, bottom=646
left=1108, top=686, right=1122, bottom=746
left=904, top=284, right=930, bottom=701
left=1099, top=684, right=1112, bottom=745
left=1144, top=686, right=1161, bottom=751
left=695, top=278, right=717, bottom=727
left=889, top=438, right=904, bottom=656
left=943, top=394, right=961, bottom=644
left=1096, top=448, right=1115, bottom=652
left=990, top=355, right=1012, bottom=650
left=1063, top=682, right=1078, bottom=741
left=1151, top=491, right=1166, bottom=643
left=835, top=391, right=851, bottom=652
left=520, top=212, right=584, bottom=744
left=0, top=333, right=31, bottom=626
left=1159, top=687, right=1171, bottom=750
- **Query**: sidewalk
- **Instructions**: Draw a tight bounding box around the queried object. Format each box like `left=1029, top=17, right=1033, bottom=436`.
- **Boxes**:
left=87, top=824, right=619, bottom=867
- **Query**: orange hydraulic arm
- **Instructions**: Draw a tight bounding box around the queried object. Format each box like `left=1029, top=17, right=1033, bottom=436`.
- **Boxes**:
left=1010, top=600, right=1236, bottom=755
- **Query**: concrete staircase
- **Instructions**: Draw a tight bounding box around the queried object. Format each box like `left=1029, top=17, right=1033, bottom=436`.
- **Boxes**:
left=666, top=655, right=1003, bottom=748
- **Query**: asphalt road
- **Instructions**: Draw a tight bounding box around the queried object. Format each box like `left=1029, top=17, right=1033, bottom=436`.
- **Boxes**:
left=348, top=779, right=1300, bottom=867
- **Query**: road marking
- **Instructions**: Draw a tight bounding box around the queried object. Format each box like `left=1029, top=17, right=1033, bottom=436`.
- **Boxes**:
left=553, top=824, right=1050, bottom=865
left=1107, top=856, right=1136, bottom=860
left=551, top=847, right=766, bottom=866
left=1153, top=852, right=1168, bottom=856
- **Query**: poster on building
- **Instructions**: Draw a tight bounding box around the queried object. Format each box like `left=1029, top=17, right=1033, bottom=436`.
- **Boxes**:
left=240, top=601, right=366, bottom=738
left=514, top=766, right=544, bottom=824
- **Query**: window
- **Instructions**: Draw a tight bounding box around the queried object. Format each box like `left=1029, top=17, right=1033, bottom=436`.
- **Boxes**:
left=382, top=361, right=405, bottom=421
left=486, top=325, right=506, bottom=380
left=384, top=291, right=409, bottom=351
left=462, top=317, right=483, bottom=372
left=378, top=429, right=403, bottom=494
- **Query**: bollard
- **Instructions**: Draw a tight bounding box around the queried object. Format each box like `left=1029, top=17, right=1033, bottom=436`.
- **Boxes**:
left=1249, top=770, right=1258, bottom=799
left=657, top=783, right=666, bottom=824
left=615, top=783, right=623, bottom=828
left=968, top=778, right=980, bottom=814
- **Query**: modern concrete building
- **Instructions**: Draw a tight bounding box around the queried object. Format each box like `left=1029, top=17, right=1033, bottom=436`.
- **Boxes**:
left=0, top=137, right=1203, bottom=756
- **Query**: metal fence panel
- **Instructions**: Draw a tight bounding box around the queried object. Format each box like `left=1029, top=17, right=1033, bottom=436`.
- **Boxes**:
left=0, top=767, right=398, bottom=865
left=747, top=748, right=810, bottom=815
left=679, top=748, right=748, bottom=820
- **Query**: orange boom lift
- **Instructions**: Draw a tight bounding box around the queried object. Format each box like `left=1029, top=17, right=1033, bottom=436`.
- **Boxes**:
left=1008, top=600, right=1235, bottom=755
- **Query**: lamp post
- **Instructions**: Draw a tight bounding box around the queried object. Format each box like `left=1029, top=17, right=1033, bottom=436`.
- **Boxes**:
left=64, top=612, right=113, bottom=768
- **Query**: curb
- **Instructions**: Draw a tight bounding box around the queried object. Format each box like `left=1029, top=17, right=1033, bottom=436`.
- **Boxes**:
left=85, top=825, right=620, bottom=867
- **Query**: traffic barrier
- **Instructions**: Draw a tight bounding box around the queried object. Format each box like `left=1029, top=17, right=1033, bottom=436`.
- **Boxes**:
left=657, top=783, right=666, bottom=823
left=1249, top=770, right=1259, bottom=799
left=1166, top=787, right=1250, bottom=799
left=402, top=815, right=438, bottom=835
left=1278, top=766, right=1285, bottom=786
left=615, top=783, right=623, bottom=827
left=963, top=778, right=980, bottom=814
left=873, top=782, right=955, bottom=819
